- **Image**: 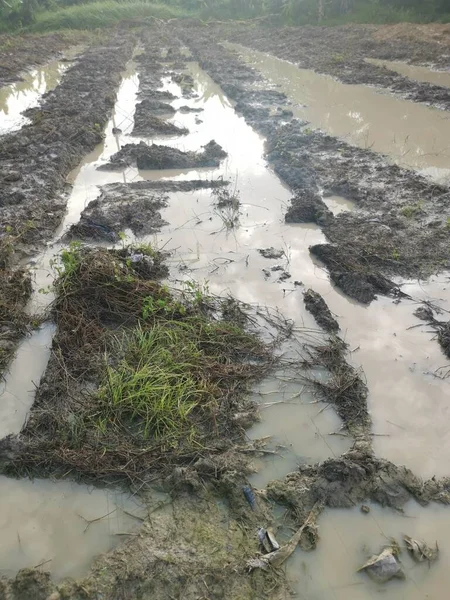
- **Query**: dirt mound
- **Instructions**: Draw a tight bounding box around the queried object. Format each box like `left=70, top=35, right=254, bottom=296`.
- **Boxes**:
left=267, top=448, right=450, bottom=521
left=64, top=187, right=168, bottom=242
left=310, top=243, right=397, bottom=304
left=285, top=191, right=332, bottom=225
left=100, top=140, right=227, bottom=171
left=303, top=289, right=339, bottom=333
left=132, top=113, right=188, bottom=137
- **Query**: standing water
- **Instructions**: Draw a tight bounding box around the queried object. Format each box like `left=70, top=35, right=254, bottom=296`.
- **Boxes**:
left=2, top=44, right=450, bottom=592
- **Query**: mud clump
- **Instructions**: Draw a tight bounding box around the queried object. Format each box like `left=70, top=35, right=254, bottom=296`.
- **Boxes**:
left=285, top=191, right=332, bottom=225
left=310, top=243, right=397, bottom=304
left=414, top=304, right=450, bottom=358
left=302, top=335, right=370, bottom=438
left=100, top=140, right=227, bottom=171
left=267, top=448, right=450, bottom=522
left=132, top=112, right=188, bottom=137
left=65, top=187, right=168, bottom=242
left=303, top=289, right=339, bottom=333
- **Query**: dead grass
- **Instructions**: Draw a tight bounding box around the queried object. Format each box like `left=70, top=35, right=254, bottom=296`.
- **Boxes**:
left=3, top=244, right=282, bottom=485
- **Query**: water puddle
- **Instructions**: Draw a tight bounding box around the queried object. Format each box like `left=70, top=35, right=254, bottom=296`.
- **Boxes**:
left=323, top=194, right=356, bottom=215
left=367, top=57, right=450, bottom=89
left=4, top=46, right=450, bottom=588
left=287, top=500, right=448, bottom=599
left=0, top=50, right=80, bottom=135
left=0, top=323, right=55, bottom=439
left=227, top=43, right=450, bottom=184
left=0, top=476, right=151, bottom=581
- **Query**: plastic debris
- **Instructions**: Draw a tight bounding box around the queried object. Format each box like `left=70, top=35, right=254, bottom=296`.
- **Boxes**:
left=257, top=527, right=280, bottom=554
left=247, top=502, right=322, bottom=571
left=358, top=546, right=405, bottom=583
left=243, top=486, right=256, bottom=510
left=404, top=536, right=439, bottom=563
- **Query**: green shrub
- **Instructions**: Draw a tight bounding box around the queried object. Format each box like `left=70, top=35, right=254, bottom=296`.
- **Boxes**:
left=30, top=1, right=186, bottom=31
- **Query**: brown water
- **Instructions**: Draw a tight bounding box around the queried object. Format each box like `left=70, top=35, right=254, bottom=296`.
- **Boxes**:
left=4, top=50, right=450, bottom=593
left=0, top=477, right=149, bottom=581
left=288, top=501, right=449, bottom=599
left=367, top=57, right=450, bottom=89
left=0, top=48, right=81, bottom=135
left=227, top=43, right=450, bottom=184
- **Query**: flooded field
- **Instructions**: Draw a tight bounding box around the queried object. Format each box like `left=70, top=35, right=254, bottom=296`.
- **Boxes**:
left=1, top=23, right=450, bottom=599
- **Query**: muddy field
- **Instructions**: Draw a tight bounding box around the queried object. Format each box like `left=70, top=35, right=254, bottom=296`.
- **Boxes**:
left=1, top=19, right=450, bottom=600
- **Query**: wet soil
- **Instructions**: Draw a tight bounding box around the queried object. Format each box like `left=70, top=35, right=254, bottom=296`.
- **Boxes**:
left=303, top=288, right=339, bottom=332
left=0, top=35, right=134, bottom=248
left=64, top=185, right=169, bottom=242
left=0, top=32, right=90, bottom=86
left=179, top=24, right=450, bottom=303
left=2, top=22, right=450, bottom=600
left=221, top=22, right=450, bottom=111
left=100, top=139, right=227, bottom=170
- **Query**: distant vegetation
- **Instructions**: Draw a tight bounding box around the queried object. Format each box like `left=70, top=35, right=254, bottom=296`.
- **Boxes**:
left=0, top=0, right=449, bottom=33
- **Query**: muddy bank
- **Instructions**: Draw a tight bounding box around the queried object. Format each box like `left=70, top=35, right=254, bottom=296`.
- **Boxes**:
left=0, top=492, right=285, bottom=600
left=179, top=25, right=450, bottom=303
left=268, top=447, right=450, bottom=521
left=99, top=139, right=227, bottom=171
left=64, top=186, right=168, bottom=242
left=0, top=34, right=134, bottom=251
left=0, top=32, right=89, bottom=86
left=221, top=22, right=450, bottom=111
left=0, top=232, right=32, bottom=373
left=65, top=179, right=228, bottom=242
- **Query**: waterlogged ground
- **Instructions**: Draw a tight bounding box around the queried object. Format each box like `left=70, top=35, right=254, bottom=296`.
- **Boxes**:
left=0, top=22, right=450, bottom=599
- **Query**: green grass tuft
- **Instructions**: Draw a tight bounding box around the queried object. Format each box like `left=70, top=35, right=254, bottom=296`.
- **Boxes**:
left=29, top=1, right=188, bottom=32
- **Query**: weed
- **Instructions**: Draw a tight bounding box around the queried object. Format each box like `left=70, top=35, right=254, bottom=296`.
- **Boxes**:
left=29, top=1, right=188, bottom=32
left=400, top=201, right=423, bottom=218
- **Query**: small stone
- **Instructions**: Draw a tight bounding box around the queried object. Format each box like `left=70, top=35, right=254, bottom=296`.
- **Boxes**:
left=361, top=505, right=370, bottom=514
left=3, top=171, right=21, bottom=182
left=112, top=127, right=122, bottom=134
left=46, top=593, right=61, bottom=600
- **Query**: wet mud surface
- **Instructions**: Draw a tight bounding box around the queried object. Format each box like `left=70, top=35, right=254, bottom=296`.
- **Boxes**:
left=181, top=25, right=450, bottom=303
left=0, top=32, right=87, bottom=86
left=100, top=139, right=226, bottom=170
left=1, top=22, right=450, bottom=600
left=222, top=22, right=450, bottom=111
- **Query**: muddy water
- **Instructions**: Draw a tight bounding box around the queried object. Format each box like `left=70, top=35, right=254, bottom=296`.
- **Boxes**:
left=367, top=57, right=450, bottom=89
left=5, top=51, right=450, bottom=590
left=0, top=323, right=55, bottom=439
left=289, top=501, right=449, bottom=599
left=227, top=43, right=450, bottom=184
left=0, top=57, right=72, bottom=135
left=0, top=477, right=147, bottom=581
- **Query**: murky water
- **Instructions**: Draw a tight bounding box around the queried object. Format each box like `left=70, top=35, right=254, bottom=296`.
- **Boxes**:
left=289, top=501, right=449, bottom=599
left=0, top=54, right=76, bottom=135
left=227, top=43, right=450, bottom=184
left=0, top=477, right=147, bottom=581
left=367, top=57, right=450, bottom=89
left=4, top=48, right=450, bottom=590
left=0, top=323, right=55, bottom=439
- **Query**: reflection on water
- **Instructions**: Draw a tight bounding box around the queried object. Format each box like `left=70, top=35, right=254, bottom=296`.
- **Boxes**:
left=0, top=60, right=68, bottom=134
left=0, top=324, right=55, bottom=438
left=228, top=43, right=450, bottom=184
left=367, top=57, right=450, bottom=89
left=8, top=49, right=450, bottom=593
left=288, top=501, right=449, bottom=599
left=0, top=476, right=149, bottom=581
